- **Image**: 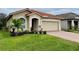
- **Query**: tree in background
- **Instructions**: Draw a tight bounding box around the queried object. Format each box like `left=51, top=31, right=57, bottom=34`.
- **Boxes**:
left=0, top=13, right=6, bottom=29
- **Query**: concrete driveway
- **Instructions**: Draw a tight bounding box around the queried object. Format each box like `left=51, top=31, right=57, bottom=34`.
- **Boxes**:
left=47, top=31, right=79, bottom=43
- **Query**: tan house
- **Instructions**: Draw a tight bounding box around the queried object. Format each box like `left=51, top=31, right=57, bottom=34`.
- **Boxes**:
left=7, top=8, right=62, bottom=32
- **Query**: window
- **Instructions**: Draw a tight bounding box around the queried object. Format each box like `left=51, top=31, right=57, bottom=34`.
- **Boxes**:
left=20, top=18, right=25, bottom=24
left=20, top=18, right=25, bottom=29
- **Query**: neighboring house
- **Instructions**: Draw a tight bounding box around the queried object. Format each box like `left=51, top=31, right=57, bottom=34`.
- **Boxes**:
left=7, top=8, right=62, bottom=32
left=57, top=13, right=79, bottom=30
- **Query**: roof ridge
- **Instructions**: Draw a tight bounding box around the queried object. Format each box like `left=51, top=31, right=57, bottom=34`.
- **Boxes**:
left=8, top=8, right=63, bottom=19
left=57, top=12, right=78, bottom=16
left=9, top=8, right=29, bottom=15
left=29, top=9, right=55, bottom=16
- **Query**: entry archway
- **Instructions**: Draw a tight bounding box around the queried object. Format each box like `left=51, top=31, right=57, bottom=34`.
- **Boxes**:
left=31, top=18, right=38, bottom=31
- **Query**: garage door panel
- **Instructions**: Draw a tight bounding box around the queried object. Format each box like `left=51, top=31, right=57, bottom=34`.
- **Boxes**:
left=42, top=21, right=59, bottom=31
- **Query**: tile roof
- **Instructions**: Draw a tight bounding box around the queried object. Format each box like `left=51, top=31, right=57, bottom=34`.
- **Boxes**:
left=7, top=8, right=63, bottom=21
left=57, top=12, right=79, bottom=19
left=26, top=9, right=63, bottom=19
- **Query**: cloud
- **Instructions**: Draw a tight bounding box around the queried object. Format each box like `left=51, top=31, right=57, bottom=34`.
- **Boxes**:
left=46, top=8, right=79, bottom=15
left=0, top=8, right=79, bottom=15
left=0, top=8, right=22, bottom=15
left=33, top=8, right=75, bottom=15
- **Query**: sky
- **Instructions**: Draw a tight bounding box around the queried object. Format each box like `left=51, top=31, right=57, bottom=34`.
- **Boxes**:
left=0, top=8, right=79, bottom=15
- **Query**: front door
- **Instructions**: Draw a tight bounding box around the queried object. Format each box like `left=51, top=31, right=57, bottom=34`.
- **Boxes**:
left=31, top=18, right=38, bottom=31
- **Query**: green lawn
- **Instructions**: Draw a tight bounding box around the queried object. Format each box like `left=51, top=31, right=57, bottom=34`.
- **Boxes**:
left=0, top=31, right=79, bottom=51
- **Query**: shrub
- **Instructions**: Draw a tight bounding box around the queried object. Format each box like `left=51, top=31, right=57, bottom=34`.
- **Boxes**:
left=17, top=28, right=22, bottom=33
left=34, top=31, right=38, bottom=34
left=43, top=31, right=47, bottom=34
left=39, top=31, right=42, bottom=34
left=10, top=31, right=17, bottom=36
left=76, top=28, right=79, bottom=31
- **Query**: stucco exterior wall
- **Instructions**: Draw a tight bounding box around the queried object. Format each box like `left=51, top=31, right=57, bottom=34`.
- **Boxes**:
left=61, top=20, right=68, bottom=30
left=12, top=11, right=29, bottom=19
left=42, top=19, right=60, bottom=21
left=7, top=18, right=13, bottom=27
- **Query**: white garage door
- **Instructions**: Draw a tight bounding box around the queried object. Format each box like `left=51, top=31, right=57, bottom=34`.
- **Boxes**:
left=42, top=21, right=59, bottom=31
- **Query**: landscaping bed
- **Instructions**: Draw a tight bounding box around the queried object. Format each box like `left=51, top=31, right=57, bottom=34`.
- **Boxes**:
left=67, top=29, right=79, bottom=34
left=10, top=31, right=47, bottom=36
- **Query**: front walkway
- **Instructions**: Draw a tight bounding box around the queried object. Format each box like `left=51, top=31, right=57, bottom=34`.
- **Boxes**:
left=48, top=31, right=79, bottom=43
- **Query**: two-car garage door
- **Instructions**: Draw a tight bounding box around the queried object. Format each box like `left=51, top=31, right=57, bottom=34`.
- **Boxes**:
left=42, top=21, right=59, bottom=31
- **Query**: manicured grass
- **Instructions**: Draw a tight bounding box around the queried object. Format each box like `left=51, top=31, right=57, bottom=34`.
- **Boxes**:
left=0, top=30, right=79, bottom=51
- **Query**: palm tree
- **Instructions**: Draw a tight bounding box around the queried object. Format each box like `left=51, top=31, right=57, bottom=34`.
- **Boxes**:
left=12, top=19, right=22, bottom=28
left=11, top=18, right=23, bottom=33
left=0, top=13, right=6, bottom=29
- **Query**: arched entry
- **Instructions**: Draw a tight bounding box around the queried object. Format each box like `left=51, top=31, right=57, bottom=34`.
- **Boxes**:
left=31, top=18, right=38, bottom=31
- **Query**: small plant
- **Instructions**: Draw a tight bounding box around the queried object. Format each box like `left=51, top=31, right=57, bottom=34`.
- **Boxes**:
left=39, top=31, right=42, bottom=34
left=71, top=26, right=75, bottom=30
left=43, top=31, right=47, bottom=34
left=76, top=28, right=79, bottom=31
left=74, top=25, right=78, bottom=30
left=17, top=28, right=22, bottom=33
left=67, top=26, right=75, bottom=32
